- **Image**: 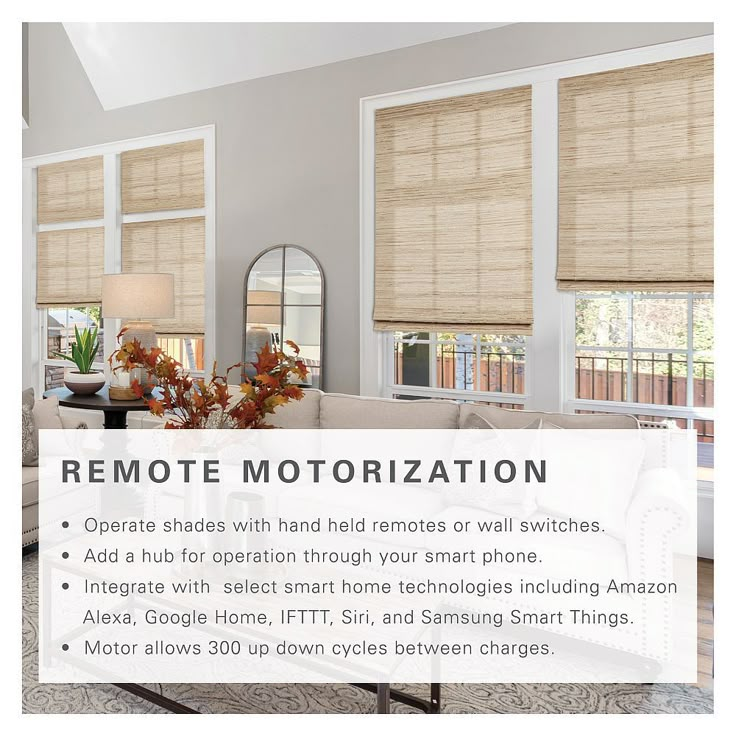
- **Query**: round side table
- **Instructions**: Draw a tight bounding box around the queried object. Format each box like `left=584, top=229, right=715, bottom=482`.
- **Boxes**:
left=43, top=386, right=155, bottom=429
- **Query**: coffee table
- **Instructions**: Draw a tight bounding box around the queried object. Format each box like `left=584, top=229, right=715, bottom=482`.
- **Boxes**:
left=42, top=551, right=442, bottom=714
left=44, top=386, right=156, bottom=429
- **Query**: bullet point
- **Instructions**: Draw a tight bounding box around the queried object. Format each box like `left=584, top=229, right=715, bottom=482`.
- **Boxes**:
left=62, top=521, right=69, bottom=529
left=61, top=644, right=69, bottom=651
left=62, top=583, right=69, bottom=590
left=62, top=552, right=69, bottom=559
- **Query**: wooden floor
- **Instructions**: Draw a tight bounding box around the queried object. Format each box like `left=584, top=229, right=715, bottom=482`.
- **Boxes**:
left=698, top=557, right=714, bottom=689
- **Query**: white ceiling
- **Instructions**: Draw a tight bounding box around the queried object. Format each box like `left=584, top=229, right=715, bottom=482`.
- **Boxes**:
left=63, top=22, right=511, bottom=110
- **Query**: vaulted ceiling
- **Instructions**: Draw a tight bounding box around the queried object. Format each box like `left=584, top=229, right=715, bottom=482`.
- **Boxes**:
left=63, top=22, right=511, bottom=110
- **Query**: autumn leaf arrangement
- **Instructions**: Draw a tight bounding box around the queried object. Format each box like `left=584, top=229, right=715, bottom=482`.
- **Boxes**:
left=108, top=328, right=308, bottom=429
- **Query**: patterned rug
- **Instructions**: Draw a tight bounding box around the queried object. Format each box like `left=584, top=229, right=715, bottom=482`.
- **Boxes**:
left=22, top=553, right=713, bottom=714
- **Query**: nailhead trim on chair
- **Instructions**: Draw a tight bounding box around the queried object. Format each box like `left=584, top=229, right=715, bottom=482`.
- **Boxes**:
left=23, top=525, right=39, bottom=547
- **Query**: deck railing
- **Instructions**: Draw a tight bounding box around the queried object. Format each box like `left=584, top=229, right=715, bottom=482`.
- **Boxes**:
left=393, top=345, right=714, bottom=441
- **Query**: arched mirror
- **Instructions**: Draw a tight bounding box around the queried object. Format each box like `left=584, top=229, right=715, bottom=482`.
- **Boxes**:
left=243, top=245, right=324, bottom=389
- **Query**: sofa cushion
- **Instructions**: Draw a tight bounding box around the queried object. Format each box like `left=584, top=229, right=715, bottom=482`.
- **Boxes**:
left=320, top=393, right=459, bottom=429
left=462, top=411, right=557, bottom=431
left=459, top=403, right=638, bottom=430
left=270, top=389, right=322, bottom=429
left=447, top=420, right=539, bottom=519
left=22, top=466, right=39, bottom=508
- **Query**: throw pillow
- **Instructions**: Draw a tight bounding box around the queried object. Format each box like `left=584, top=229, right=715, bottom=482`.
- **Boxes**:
left=539, top=419, right=563, bottom=430
left=31, top=394, right=64, bottom=462
left=460, top=411, right=500, bottom=430
left=448, top=413, right=541, bottom=518
left=460, top=412, right=560, bottom=431
left=33, top=394, right=64, bottom=430
left=22, top=388, right=38, bottom=466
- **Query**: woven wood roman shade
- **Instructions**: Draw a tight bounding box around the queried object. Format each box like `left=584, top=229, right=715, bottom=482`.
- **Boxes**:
left=373, top=86, right=533, bottom=333
left=558, top=54, right=713, bottom=291
left=122, top=140, right=204, bottom=213
left=122, top=217, right=205, bottom=337
left=37, top=156, right=103, bottom=224
left=36, top=227, right=104, bottom=306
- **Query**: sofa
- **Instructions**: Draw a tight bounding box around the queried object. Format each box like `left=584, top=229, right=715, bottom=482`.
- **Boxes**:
left=24, top=390, right=685, bottom=670
left=25, top=389, right=637, bottom=547
left=22, top=395, right=153, bottom=548
left=264, top=393, right=684, bottom=668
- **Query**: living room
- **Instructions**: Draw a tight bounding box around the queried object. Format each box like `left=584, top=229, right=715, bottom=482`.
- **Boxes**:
left=16, top=16, right=723, bottom=725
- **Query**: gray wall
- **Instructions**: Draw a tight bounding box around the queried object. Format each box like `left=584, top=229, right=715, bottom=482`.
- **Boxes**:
left=23, top=22, right=713, bottom=394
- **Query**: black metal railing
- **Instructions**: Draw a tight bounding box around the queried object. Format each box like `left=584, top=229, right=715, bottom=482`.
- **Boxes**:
left=394, top=343, right=525, bottom=394
left=392, top=344, right=713, bottom=436
left=575, top=354, right=714, bottom=407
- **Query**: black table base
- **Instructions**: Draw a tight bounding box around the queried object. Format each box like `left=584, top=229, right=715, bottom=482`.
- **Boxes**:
left=102, top=410, right=130, bottom=429
left=112, top=681, right=441, bottom=715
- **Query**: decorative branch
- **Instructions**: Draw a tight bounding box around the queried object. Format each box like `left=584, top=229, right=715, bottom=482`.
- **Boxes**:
left=108, top=332, right=307, bottom=429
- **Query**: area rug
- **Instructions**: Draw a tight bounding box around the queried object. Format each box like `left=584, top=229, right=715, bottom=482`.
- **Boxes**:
left=22, top=553, right=712, bottom=714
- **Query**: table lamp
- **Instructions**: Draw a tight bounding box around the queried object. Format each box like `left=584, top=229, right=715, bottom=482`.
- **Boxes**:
left=244, top=291, right=281, bottom=377
left=102, top=273, right=175, bottom=350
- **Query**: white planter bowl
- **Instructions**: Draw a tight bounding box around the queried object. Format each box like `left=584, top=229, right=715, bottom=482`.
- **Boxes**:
left=63, top=369, right=105, bottom=396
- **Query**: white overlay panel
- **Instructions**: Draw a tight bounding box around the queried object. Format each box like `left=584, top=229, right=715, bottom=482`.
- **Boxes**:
left=39, top=429, right=696, bottom=684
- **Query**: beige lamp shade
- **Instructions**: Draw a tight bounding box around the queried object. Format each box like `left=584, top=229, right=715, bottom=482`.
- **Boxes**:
left=102, top=273, right=175, bottom=319
left=247, top=291, right=281, bottom=326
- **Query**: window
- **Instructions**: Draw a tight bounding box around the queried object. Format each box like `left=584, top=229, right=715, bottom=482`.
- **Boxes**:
left=42, top=312, right=203, bottom=390
left=557, top=54, right=713, bottom=294
left=43, top=306, right=105, bottom=390
left=373, top=86, right=532, bottom=335
left=389, top=332, right=527, bottom=406
left=363, top=41, right=714, bottom=476
left=572, top=291, right=714, bottom=479
left=121, top=141, right=206, bottom=342
left=27, top=127, right=215, bottom=393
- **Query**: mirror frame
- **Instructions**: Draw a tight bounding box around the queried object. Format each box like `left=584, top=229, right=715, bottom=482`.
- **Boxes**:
left=242, top=244, right=325, bottom=388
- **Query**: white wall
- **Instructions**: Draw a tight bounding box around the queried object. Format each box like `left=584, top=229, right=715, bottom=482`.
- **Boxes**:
left=22, top=22, right=713, bottom=394
left=22, top=22, right=714, bottom=557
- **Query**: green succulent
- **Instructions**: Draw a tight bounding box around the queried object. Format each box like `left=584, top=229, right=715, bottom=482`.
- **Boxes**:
left=54, top=326, right=100, bottom=374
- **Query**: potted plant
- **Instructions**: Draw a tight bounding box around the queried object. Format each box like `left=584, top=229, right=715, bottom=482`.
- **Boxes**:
left=54, top=325, right=105, bottom=395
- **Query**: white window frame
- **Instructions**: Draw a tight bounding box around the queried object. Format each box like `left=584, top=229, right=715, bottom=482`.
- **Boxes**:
left=359, top=34, right=713, bottom=414
left=23, top=125, right=216, bottom=396
left=388, top=333, right=529, bottom=405
left=564, top=290, right=714, bottom=427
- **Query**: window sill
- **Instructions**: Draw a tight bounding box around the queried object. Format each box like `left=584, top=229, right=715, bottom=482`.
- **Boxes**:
left=386, top=384, right=527, bottom=404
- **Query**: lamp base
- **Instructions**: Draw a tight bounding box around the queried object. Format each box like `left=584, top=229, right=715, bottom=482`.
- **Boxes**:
left=122, top=320, right=158, bottom=350
left=117, top=320, right=159, bottom=394
left=243, top=326, right=272, bottom=378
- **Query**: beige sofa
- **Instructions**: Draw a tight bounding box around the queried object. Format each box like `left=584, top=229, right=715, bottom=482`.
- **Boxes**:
left=24, top=390, right=635, bottom=547
left=22, top=390, right=642, bottom=549
left=23, top=407, right=96, bottom=548
left=22, top=467, right=40, bottom=548
left=25, top=390, right=683, bottom=669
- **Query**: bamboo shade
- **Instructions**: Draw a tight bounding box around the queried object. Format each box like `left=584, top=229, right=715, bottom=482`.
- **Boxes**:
left=122, top=217, right=205, bottom=336
left=558, top=54, right=713, bottom=291
left=37, top=156, right=103, bottom=224
left=374, top=86, right=533, bottom=333
left=36, top=227, right=104, bottom=306
left=121, top=140, right=204, bottom=214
